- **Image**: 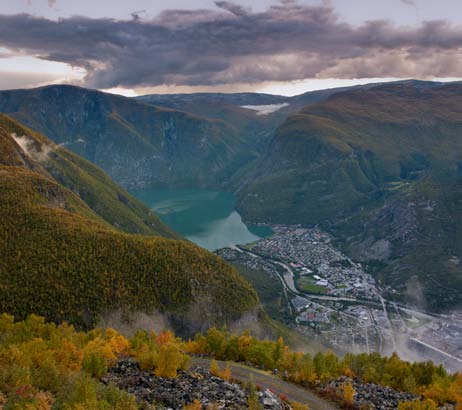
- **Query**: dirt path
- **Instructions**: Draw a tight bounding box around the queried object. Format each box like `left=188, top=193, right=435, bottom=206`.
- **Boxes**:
left=191, top=358, right=340, bottom=410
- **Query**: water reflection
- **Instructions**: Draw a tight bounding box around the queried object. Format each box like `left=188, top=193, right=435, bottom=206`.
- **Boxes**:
left=130, top=188, right=271, bottom=250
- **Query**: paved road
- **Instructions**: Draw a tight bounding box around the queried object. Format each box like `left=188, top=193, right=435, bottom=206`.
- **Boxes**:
left=273, top=261, right=300, bottom=294
left=192, top=358, right=340, bottom=410
left=236, top=246, right=299, bottom=295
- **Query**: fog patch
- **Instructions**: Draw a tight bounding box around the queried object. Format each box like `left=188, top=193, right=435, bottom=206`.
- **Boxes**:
left=11, top=134, right=52, bottom=163
left=97, top=309, right=172, bottom=337
left=228, top=310, right=270, bottom=339
left=404, top=275, right=427, bottom=310
left=241, top=103, right=289, bottom=115
left=393, top=332, right=429, bottom=363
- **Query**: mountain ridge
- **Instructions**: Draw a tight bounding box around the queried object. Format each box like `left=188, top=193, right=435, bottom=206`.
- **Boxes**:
left=0, top=84, right=248, bottom=189
left=1, top=80, right=459, bottom=194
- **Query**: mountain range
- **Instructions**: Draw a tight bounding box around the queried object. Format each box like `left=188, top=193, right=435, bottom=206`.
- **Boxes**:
left=0, top=83, right=374, bottom=190
left=1, top=80, right=462, bottom=312
left=0, top=85, right=253, bottom=189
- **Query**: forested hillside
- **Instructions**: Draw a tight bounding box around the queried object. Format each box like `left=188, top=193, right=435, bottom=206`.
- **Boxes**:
left=0, top=114, right=175, bottom=237
left=3, top=81, right=462, bottom=311
left=0, top=115, right=259, bottom=332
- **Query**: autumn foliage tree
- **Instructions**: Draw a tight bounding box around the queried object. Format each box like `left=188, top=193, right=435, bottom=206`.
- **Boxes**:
left=342, top=381, right=355, bottom=407
left=185, top=327, right=460, bottom=407
left=1, top=315, right=460, bottom=409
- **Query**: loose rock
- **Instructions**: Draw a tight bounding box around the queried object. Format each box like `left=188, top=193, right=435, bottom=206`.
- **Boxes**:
left=103, top=360, right=292, bottom=410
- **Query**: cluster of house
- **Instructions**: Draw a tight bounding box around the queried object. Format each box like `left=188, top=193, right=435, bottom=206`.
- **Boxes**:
left=292, top=296, right=331, bottom=324
left=251, top=226, right=379, bottom=300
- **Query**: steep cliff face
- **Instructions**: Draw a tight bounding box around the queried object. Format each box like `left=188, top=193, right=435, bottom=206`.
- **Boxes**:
left=343, top=179, right=462, bottom=311
left=0, top=85, right=248, bottom=189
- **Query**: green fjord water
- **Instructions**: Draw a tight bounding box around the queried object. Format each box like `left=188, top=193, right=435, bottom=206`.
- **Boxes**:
left=130, top=188, right=272, bottom=250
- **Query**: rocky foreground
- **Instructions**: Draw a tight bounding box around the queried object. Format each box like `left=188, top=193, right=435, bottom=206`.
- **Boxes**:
left=103, top=360, right=456, bottom=410
left=103, top=360, right=292, bottom=410
left=320, top=377, right=418, bottom=409
left=320, top=377, right=456, bottom=410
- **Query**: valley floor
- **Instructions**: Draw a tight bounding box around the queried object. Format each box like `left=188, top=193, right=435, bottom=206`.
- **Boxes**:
left=216, top=226, right=462, bottom=373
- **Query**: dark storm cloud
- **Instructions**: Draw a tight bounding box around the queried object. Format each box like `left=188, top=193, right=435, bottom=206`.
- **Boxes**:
left=214, top=1, right=250, bottom=16
left=0, top=1, right=461, bottom=88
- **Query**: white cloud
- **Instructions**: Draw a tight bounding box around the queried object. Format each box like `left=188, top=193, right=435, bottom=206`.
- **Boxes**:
left=11, top=134, right=52, bottom=162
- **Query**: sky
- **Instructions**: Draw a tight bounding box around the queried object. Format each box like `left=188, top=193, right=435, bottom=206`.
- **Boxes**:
left=0, top=0, right=461, bottom=96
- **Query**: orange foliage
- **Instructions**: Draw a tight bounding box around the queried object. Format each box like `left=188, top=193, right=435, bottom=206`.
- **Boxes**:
left=184, top=398, right=202, bottom=410
left=157, top=330, right=175, bottom=346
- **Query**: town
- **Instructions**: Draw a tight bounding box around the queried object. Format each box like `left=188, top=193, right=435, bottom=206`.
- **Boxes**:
left=216, top=225, right=462, bottom=372
left=247, top=225, right=379, bottom=300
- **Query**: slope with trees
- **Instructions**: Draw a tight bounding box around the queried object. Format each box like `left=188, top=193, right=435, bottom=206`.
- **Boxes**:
left=0, top=115, right=259, bottom=332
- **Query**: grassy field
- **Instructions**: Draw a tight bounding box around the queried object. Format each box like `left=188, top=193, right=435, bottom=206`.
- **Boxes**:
left=295, top=277, right=328, bottom=294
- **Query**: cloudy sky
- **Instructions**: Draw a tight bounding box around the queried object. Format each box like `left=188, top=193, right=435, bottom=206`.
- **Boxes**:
left=0, top=0, right=461, bottom=96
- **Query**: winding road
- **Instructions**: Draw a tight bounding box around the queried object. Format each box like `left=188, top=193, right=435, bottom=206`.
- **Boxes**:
left=192, top=358, right=340, bottom=410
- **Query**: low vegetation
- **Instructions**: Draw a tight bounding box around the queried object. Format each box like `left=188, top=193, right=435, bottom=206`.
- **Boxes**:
left=1, top=315, right=461, bottom=409
left=185, top=327, right=462, bottom=408
left=209, top=359, right=232, bottom=381
left=0, top=314, right=189, bottom=409
left=295, top=277, right=328, bottom=295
